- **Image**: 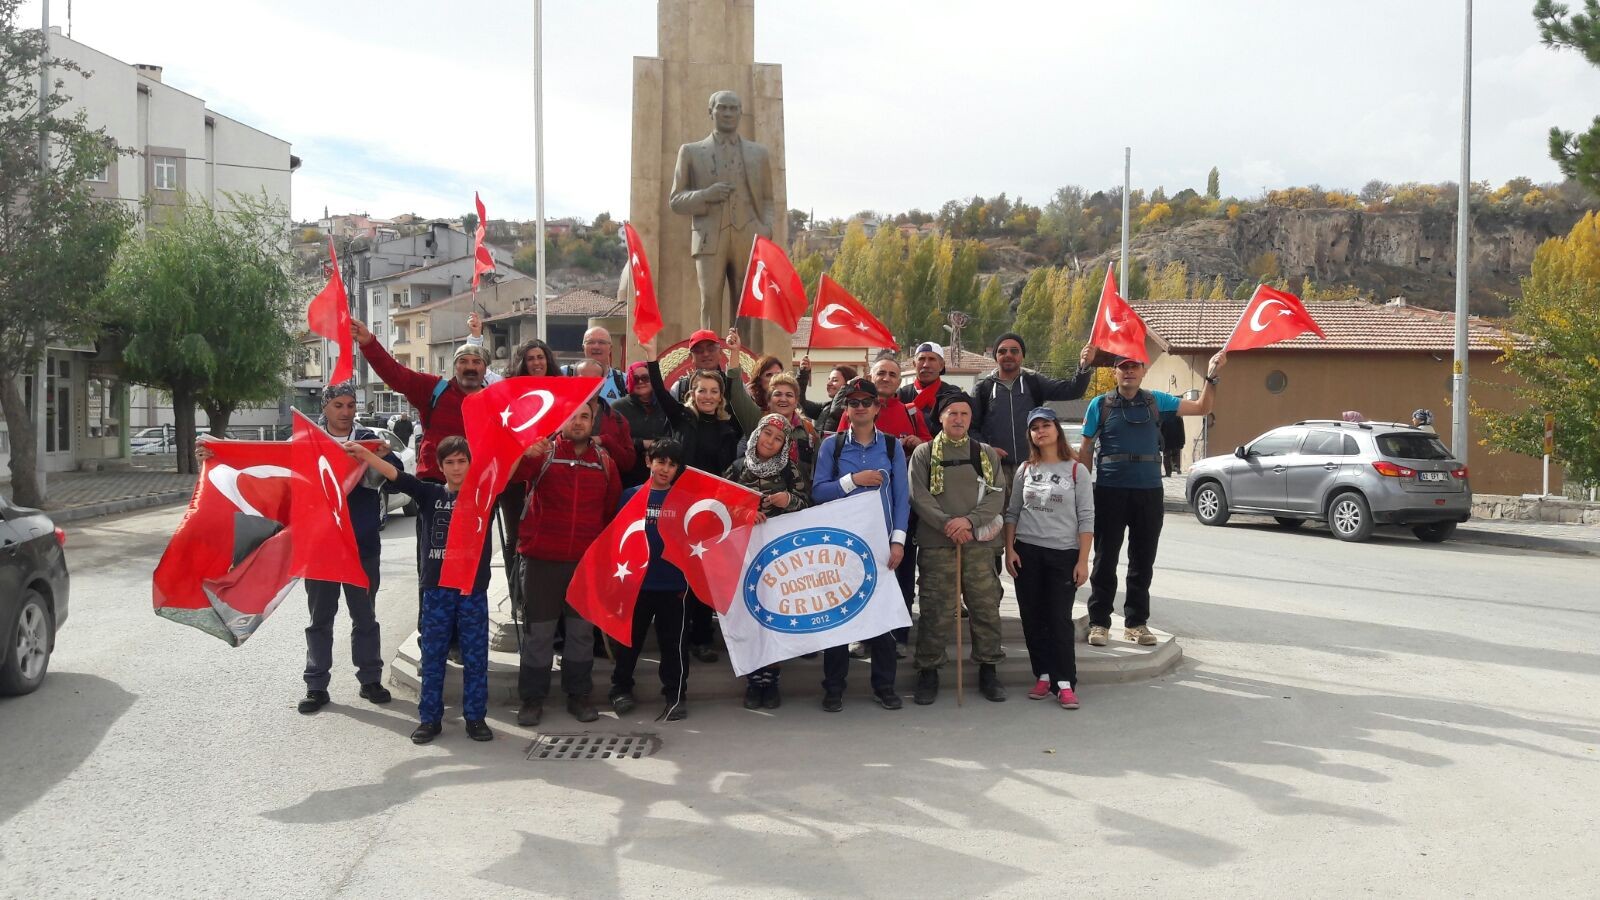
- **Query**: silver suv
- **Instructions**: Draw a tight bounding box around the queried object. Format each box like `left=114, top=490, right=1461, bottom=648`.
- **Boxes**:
left=1185, top=420, right=1471, bottom=543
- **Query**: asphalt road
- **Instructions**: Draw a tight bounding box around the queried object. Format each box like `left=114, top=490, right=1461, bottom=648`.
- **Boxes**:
left=2, top=506, right=1597, bottom=898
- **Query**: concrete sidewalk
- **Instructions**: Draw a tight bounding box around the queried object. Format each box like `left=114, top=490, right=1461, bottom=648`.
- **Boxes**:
left=2, top=466, right=195, bottom=524
left=1159, top=474, right=1600, bottom=556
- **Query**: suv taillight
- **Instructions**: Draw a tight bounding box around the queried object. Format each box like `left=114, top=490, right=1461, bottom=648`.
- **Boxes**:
left=54, top=527, right=66, bottom=547
left=1451, top=466, right=1468, bottom=479
left=1372, top=461, right=1415, bottom=477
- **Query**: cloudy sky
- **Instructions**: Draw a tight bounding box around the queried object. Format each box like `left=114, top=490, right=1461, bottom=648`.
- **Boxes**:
left=23, top=0, right=1599, bottom=223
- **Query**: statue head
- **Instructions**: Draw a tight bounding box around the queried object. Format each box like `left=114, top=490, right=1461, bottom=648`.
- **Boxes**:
left=708, top=91, right=742, bottom=134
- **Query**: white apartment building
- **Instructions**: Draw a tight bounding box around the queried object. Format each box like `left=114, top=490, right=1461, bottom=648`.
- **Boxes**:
left=0, top=27, right=298, bottom=482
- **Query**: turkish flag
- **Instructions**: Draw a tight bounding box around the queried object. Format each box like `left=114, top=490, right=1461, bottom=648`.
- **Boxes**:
left=624, top=222, right=663, bottom=346
left=1224, top=285, right=1326, bottom=352
left=438, top=375, right=603, bottom=592
left=808, top=275, right=898, bottom=350
left=306, top=239, right=352, bottom=384
left=289, top=410, right=369, bottom=588
left=472, top=192, right=495, bottom=292
left=201, top=529, right=299, bottom=645
left=1088, top=263, right=1149, bottom=363
left=737, top=235, right=807, bottom=333
left=566, top=486, right=654, bottom=646
left=658, top=468, right=763, bottom=613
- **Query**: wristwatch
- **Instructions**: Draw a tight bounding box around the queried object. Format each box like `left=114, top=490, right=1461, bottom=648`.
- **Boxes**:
left=1204, top=374, right=1219, bottom=385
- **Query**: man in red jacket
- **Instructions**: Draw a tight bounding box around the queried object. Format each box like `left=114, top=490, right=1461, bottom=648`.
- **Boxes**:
left=513, top=400, right=622, bottom=727
left=351, top=319, right=488, bottom=480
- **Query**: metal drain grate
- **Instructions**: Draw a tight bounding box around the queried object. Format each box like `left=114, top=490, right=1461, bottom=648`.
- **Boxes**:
left=526, top=733, right=661, bottom=760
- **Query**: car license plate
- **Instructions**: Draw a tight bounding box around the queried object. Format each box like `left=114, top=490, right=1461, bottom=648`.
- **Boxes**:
left=1420, top=471, right=1447, bottom=482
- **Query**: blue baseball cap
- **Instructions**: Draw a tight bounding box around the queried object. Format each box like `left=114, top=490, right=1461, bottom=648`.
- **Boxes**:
left=1025, top=407, right=1059, bottom=426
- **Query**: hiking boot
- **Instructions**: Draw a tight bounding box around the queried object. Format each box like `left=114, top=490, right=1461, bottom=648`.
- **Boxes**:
left=1057, top=685, right=1081, bottom=710
left=848, top=642, right=869, bottom=659
left=914, top=669, right=939, bottom=705
left=516, top=700, right=543, bottom=727
left=359, top=683, right=392, bottom=704
left=690, top=643, right=720, bottom=664
left=978, top=664, right=1007, bottom=702
left=761, top=683, right=782, bottom=709
left=410, top=721, right=442, bottom=744
left=1125, top=625, right=1158, bottom=647
left=822, top=692, right=844, bottom=713
left=743, top=683, right=764, bottom=710
left=1028, top=677, right=1052, bottom=700
left=567, top=695, right=599, bottom=723
left=465, top=719, right=494, bottom=741
left=1087, top=625, right=1109, bottom=646
left=873, top=690, right=904, bottom=710
left=298, top=690, right=331, bottom=715
left=609, top=690, right=636, bottom=715
left=664, top=703, right=688, bottom=722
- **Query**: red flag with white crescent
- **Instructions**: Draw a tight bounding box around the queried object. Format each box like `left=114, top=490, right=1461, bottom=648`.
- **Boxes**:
left=808, top=275, right=898, bottom=350
left=737, top=235, right=807, bottom=333
left=306, top=239, right=353, bottom=384
left=1088, top=263, right=1150, bottom=363
left=472, top=192, right=495, bottom=292
left=624, top=222, right=663, bottom=345
left=438, top=376, right=603, bottom=592
left=1223, top=285, right=1326, bottom=352
left=288, top=410, right=368, bottom=588
left=566, top=487, right=654, bottom=646
left=658, top=467, right=763, bottom=613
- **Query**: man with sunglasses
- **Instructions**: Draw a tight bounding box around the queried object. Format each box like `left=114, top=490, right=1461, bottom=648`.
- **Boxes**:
left=1079, top=350, right=1226, bottom=647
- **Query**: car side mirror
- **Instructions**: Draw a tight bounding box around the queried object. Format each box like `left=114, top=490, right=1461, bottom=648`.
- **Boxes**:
left=1234, top=445, right=1248, bottom=459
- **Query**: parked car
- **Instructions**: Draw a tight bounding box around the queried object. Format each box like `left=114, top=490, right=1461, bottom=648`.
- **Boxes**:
left=1185, top=419, right=1471, bottom=543
left=372, top=428, right=419, bottom=527
left=130, top=426, right=175, bottom=455
left=0, top=496, right=70, bottom=695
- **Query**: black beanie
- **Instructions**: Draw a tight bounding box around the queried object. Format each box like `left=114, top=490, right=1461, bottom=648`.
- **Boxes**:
left=994, top=332, right=1026, bottom=357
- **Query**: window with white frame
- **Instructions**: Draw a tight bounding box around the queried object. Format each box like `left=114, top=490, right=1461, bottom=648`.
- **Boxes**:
left=153, top=155, right=178, bottom=190
left=417, top=321, right=427, bottom=339
left=87, top=161, right=110, bottom=183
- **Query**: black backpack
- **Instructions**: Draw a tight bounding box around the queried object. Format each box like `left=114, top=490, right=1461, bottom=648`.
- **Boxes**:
left=1094, top=389, right=1164, bottom=465
left=828, top=430, right=901, bottom=494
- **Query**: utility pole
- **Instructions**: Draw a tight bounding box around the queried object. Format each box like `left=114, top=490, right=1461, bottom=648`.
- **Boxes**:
left=534, top=0, right=548, bottom=341
left=37, top=0, right=50, bottom=171
left=1451, top=0, right=1472, bottom=463
left=1121, top=147, right=1131, bottom=293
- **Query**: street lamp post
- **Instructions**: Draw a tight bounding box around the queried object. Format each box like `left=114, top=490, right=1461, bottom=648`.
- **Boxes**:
left=1451, top=0, right=1473, bottom=463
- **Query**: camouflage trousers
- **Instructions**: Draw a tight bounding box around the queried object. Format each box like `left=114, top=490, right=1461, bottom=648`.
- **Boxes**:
left=914, top=545, right=1005, bottom=670
left=418, top=586, right=489, bottom=724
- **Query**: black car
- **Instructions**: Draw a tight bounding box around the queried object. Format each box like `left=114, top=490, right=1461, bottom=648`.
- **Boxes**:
left=0, top=496, right=70, bottom=695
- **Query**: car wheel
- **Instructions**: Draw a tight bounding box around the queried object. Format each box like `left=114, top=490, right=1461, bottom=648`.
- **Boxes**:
left=1, top=590, right=51, bottom=696
left=1273, top=517, right=1305, bottom=529
left=1328, top=492, right=1374, bottom=542
left=1193, top=481, right=1231, bottom=526
left=403, top=499, right=419, bottom=517
left=1412, top=521, right=1457, bottom=543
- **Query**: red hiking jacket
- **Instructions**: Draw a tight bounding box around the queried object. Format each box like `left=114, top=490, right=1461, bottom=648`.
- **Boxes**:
left=514, top=437, right=622, bottom=562
left=360, top=339, right=470, bottom=480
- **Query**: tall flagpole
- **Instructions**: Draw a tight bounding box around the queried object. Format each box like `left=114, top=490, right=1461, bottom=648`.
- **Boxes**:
left=1451, top=0, right=1472, bottom=463
left=534, top=0, right=548, bottom=341
left=1120, top=147, right=1131, bottom=296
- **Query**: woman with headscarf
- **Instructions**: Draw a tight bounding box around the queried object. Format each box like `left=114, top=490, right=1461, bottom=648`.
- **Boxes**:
left=738, top=372, right=819, bottom=481
left=724, top=413, right=811, bottom=710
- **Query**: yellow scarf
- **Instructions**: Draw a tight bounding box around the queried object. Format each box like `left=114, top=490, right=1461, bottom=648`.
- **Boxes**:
left=929, top=432, right=996, bottom=495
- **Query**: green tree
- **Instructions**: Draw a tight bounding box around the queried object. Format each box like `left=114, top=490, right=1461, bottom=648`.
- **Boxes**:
left=1207, top=275, right=1229, bottom=301
left=1012, top=268, right=1053, bottom=362
left=461, top=212, right=478, bottom=234
left=1479, top=210, right=1600, bottom=485
left=103, top=197, right=300, bottom=474
left=900, top=233, right=942, bottom=346
left=974, top=275, right=1010, bottom=337
left=794, top=250, right=827, bottom=299
left=830, top=221, right=871, bottom=300
left=0, top=2, right=132, bottom=505
left=863, top=223, right=905, bottom=319
left=945, top=240, right=982, bottom=316
left=1206, top=167, right=1221, bottom=200
left=1147, top=260, right=1190, bottom=300
left=1534, top=0, right=1600, bottom=192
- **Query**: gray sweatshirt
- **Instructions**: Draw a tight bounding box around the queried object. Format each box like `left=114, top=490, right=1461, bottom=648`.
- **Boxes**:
left=1004, top=459, right=1095, bottom=550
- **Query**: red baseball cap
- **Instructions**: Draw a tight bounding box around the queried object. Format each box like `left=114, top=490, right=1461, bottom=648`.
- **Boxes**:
left=687, top=329, right=722, bottom=347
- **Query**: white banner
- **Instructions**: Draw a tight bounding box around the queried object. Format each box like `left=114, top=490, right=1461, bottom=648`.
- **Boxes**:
left=718, top=492, right=911, bottom=677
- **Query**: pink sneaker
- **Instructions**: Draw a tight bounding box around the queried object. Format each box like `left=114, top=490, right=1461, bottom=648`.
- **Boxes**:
left=1057, top=686, right=1080, bottom=709
left=1028, top=678, right=1051, bottom=700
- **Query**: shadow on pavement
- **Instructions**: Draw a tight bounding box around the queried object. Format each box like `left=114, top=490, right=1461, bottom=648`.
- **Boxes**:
left=0, top=673, right=136, bottom=854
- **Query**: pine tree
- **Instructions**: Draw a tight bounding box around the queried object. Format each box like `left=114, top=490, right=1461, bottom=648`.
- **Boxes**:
left=1534, top=0, right=1600, bottom=193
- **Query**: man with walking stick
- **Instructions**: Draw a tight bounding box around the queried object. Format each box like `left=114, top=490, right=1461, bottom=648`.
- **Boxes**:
left=908, top=393, right=1007, bottom=705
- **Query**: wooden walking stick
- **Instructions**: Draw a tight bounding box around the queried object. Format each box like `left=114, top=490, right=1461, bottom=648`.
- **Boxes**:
left=954, top=543, right=964, bottom=706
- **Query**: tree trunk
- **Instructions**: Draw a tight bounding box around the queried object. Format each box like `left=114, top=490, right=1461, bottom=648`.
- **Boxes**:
left=172, top=386, right=198, bottom=475
left=201, top=401, right=234, bottom=439
left=0, top=375, right=43, bottom=507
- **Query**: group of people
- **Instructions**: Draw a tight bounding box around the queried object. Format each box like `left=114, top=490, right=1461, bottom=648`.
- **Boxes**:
left=264, top=316, right=1225, bottom=746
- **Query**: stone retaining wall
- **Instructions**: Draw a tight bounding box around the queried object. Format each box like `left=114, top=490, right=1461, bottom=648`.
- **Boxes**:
left=1474, top=494, right=1600, bottom=525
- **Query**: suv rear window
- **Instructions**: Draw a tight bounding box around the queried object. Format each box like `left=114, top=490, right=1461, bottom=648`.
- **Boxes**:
left=1377, top=433, right=1452, bottom=460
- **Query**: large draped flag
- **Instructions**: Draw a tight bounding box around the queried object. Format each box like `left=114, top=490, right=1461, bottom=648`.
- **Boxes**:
left=471, top=191, right=495, bottom=293
left=718, top=492, right=911, bottom=676
left=566, top=486, right=654, bottom=646
left=737, top=235, right=807, bottom=332
left=658, top=468, right=763, bottom=613
left=306, top=239, right=353, bottom=385
left=1089, top=263, right=1150, bottom=363
left=1224, top=284, right=1326, bottom=352
left=288, top=410, right=369, bottom=587
left=808, top=275, right=898, bottom=351
left=439, top=375, right=603, bottom=592
left=624, top=222, right=663, bottom=345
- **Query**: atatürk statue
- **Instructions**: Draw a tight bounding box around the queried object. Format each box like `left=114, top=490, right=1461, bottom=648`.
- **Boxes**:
left=669, top=90, right=776, bottom=333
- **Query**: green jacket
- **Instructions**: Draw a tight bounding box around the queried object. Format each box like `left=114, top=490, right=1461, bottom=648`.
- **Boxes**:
left=723, top=456, right=810, bottom=516
left=909, top=437, right=1006, bottom=551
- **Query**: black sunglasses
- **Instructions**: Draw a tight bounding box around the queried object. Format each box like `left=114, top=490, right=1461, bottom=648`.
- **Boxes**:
left=844, top=398, right=878, bottom=409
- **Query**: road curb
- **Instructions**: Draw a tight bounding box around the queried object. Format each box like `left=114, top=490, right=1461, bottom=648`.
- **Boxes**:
left=49, top=490, right=192, bottom=524
left=1162, top=497, right=1598, bottom=556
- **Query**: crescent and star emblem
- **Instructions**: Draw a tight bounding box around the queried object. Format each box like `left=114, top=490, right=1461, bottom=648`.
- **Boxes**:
left=1249, top=298, right=1294, bottom=332
left=684, top=499, right=732, bottom=559
left=815, top=303, right=852, bottom=330
left=316, top=455, right=345, bottom=528
left=751, top=260, right=768, bottom=300
left=614, top=517, right=649, bottom=580
left=500, top=389, right=556, bottom=432
left=1104, top=301, right=1123, bottom=333
left=206, top=464, right=292, bottom=519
